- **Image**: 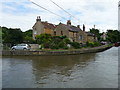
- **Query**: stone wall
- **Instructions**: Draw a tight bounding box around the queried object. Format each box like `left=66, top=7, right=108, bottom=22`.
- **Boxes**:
left=55, top=24, right=69, bottom=37
left=2, top=45, right=112, bottom=56
left=29, top=44, right=39, bottom=51
left=33, top=21, right=44, bottom=40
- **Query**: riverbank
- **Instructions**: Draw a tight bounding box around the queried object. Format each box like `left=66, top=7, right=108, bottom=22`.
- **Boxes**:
left=2, top=44, right=113, bottom=56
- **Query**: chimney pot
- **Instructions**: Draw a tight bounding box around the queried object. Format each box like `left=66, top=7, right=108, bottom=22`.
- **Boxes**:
left=77, top=25, right=80, bottom=28
left=83, top=24, right=85, bottom=31
left=36, top=16, right=41, bottom=22
left=67, top=20, right=71, bottom=26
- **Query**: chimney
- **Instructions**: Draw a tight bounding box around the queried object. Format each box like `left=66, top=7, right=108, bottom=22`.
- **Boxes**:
left=59, top=22, right=62, bottom=25
left=83, top=24, right=85, bottom=31
left=77, top=25, right=80, bottom=28
left=67, top=20, right=71, bottom=26
left=36, top=16, right=41, bottom=22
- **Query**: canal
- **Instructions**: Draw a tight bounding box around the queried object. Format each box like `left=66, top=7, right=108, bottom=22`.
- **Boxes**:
left=2, top=47, right=118, bottom=88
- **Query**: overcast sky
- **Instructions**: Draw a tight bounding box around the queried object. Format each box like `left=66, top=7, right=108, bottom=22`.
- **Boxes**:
left=0, top=0, right=118, bottom=32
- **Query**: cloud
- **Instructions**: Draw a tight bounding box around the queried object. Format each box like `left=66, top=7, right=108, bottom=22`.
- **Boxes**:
left=0, top=0, right=118, bottom=32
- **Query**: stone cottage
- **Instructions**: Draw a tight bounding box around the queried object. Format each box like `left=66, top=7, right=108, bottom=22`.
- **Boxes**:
left=55, top=20, right=88, bottom=44
left=32, top=16, right=97, bottom=44
left=85, top=32, right=97, bottom=42
left=32, top=16, right=56, bottom=40
left=101, top=32, right=107, bottom=40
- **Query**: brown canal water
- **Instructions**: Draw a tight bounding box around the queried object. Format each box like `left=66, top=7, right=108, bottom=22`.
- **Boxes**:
left=2, top=47, right=118, bottom=88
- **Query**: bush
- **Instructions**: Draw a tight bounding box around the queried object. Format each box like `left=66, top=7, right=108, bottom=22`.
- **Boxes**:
left=86, top=41, right=101, bottom=47
left=63, top=46, right=69, bottom=49
left=70, top=42, right=81, bottom=49
left=37, top=34, right=70, bottom=49
left=50, top=44, right=59, bottom=49
left=63, top=38, right=71, bottom=44
left=94, top=42, right=101, bottom=46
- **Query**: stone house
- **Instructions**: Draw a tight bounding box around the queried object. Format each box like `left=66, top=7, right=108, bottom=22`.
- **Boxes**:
left=32, top=16, right=56, bottom=40
left=55, top=20, right=88, bottom=44
left=101, top=32, right=107, bottom=40
left=32, top=16, right=97, bottom=44
left=86, top=32, right=97, bottom=42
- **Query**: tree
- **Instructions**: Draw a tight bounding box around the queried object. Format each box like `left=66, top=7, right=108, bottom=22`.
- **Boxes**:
left=36, top=34, right=52, bottom=48
left=23, top=29, right=35, bottom=43
left=106, top=30, right=120, bottom=43
left=36, top=33, right=52, bottom=44
left=23, top=29, right=32, bottom=37
left=90, top=28, right=101, bottom=41
left=2, top=27, right=23, bottom=46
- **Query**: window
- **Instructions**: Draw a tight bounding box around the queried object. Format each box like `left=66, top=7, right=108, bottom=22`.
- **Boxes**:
left=79, top=35, right=83, bottom=40
left=54, top=31, right=56, bottom=36
left=61, top=31, right=63, bottom=35
left=34, top=30, right=37, bottom=34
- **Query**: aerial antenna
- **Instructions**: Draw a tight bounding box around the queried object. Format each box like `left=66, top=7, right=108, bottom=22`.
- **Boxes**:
left=94, top=24, right=95, bottom=29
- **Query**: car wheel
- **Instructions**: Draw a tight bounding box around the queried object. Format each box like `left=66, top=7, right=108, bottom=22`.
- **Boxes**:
left=23, top=48, right=27, bottom=51
left=12, top=48, right=16, bottom=51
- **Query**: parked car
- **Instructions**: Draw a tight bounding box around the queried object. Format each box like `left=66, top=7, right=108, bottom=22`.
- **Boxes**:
left=11, top=44, right=31, bottom=50
left=101, top=41, right=107, bottom=45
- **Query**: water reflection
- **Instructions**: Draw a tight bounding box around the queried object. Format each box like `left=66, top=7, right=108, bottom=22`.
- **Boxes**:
left=2, top=47, right=118, bottom=88
left=32, top=54, right=95, bottom=75
left=3, top=53, right=96, bottom=87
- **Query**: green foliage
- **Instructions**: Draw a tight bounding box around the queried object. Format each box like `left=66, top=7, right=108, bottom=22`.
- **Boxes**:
left=23, top=29, right=32, bottom=37
left=23, top=29, right=35, bottom=43
left=86, top=41, right=101, bottom=47
left=36, top=33, right=52, bottom=44
left=93, top=42, right=101, bottom=46
left=24, top=36, right=35, bottom=43
left=2, top=27, right=23, bottom=45
left=36, top=34, right=69, bottom=49
left=106, top=30, right=120, bottom=43
left=70, top=42, right=81, bottom=49
left=90, top=28, right=100, bottom=41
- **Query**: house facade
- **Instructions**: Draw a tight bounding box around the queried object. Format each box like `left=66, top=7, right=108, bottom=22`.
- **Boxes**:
left=55, top=21, right=88, bottom=44
left=32, top=16, right=96, bottom=44
left=86, top=32, right=97, bottom=42
left=101, top=32, right=107, bottom=40
left=32, top=16, right=56, bottom=40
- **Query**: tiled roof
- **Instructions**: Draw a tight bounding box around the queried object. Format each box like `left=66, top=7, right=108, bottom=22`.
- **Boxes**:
left=69, top=26, right=81, bottom=32
left=86, top=32, right=95, bottom=36
left=59, top=23, right=81, bottom=32
left=41, top=22, right=56, bottom=29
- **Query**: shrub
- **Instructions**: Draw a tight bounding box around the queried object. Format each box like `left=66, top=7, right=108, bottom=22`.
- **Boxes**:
left=93, top=42, right=101, bottom=46
left=50, top=44, right=59, bottom=49
left=37, top=34, right=70, bottom=49
left=63, top=38, right=71, bottom=44
left=70, top=42, right=81, bottom=49
left=63, top=46, right=69, bottom=49
left=86, top=41, right=101, bottom=47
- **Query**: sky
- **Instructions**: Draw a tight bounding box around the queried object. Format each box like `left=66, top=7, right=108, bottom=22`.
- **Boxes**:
left=0, top=0, right=119, bottom=32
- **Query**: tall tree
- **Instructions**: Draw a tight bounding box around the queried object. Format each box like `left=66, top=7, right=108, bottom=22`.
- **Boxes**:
left=106, top=30, right=120, bottom=43
left=90, top=28, right=101, bottom=41
left=2, top=27, right=23, bottom=45
left=23, top=29, right=32, bottom=37
left=23, top=29, right=34, bottom=43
